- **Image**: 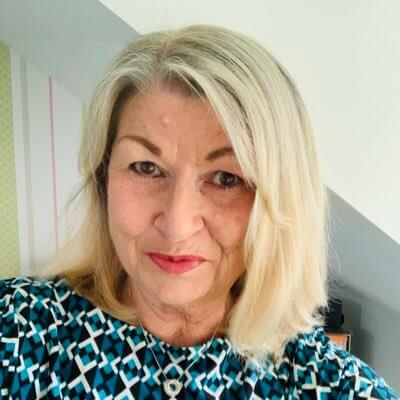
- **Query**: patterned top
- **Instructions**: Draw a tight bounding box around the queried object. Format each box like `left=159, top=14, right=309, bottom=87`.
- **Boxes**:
left=0, top=277, right=398, bottom=399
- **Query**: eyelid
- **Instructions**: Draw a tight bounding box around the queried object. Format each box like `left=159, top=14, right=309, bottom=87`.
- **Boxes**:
left=131, top=161, right=244, bottom=186
left=130, top=161, right=165, bottom=177
left=211, top=171, right=244, bottom=188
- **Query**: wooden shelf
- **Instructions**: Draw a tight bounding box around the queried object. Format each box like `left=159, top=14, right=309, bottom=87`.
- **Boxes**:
left=325, top=330, right=352, bottom=352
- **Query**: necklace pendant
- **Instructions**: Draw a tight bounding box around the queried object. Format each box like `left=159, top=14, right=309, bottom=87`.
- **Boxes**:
left=163, top=379, right=183, bottom=397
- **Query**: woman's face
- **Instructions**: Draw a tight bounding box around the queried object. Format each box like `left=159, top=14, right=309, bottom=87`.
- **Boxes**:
left=107, top=87, right=255, bottom=308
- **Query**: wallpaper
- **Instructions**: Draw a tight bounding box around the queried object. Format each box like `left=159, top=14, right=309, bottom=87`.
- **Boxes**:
left=0, top=42, right=20, bottom=278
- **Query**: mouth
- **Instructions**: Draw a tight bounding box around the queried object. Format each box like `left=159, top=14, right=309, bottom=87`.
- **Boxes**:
left=147, top=252, right=206, bottom=275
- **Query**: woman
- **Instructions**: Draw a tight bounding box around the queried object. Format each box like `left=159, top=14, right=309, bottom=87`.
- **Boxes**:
left=0, top=25, right=398, bottom=399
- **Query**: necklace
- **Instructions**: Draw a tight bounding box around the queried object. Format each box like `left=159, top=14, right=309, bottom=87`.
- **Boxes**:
left=140, top=323, right=217, bottom=397
left=127, top=283, right=218, bottom=397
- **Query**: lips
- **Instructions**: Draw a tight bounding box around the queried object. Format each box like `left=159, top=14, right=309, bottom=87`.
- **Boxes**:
left=148, top=252, right=205, bottom=275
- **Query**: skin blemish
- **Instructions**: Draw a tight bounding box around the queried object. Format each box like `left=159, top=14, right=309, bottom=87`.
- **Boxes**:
left=160, top=113, right=171, bottom=126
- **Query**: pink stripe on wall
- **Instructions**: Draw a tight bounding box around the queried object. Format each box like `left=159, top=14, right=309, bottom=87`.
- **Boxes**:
left=48, top=77, right=59, bottom=251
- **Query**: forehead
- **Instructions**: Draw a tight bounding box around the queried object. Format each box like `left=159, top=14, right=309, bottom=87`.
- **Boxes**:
left=115, top=88, right=230, bottom=147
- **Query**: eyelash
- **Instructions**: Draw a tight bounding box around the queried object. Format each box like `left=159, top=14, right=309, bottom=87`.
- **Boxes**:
left=129, top=161, right=244, bottom=190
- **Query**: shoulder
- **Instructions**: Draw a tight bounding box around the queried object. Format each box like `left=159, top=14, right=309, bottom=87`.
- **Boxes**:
left=277, top=327, right=399, bottom=398
left=0, top=276, right=99, bottom=371
left=0, top=275, right=90, bottom=333
left=0, top=275, right=70, bottom=316
left=0, top=277, right=62, bottom=372
left=0, top=275, right=68, bottom=298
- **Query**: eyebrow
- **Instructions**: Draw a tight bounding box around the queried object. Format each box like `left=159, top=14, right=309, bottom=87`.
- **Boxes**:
left=116, top=134, right=234, bottom=161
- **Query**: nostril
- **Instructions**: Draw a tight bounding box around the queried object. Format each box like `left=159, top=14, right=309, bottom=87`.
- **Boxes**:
left=153, top=212, right=205, bottom=243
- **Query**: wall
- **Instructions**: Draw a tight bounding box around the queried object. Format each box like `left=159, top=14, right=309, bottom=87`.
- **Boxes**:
left=329, top=190, right=400, bottom=390
left=0, top=42, right=20, bottom=278
left=0, top=43, right=82, bottom=278
left=330, top=283, right=400, bottom=391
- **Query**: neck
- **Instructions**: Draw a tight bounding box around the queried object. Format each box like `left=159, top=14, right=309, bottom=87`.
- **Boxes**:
left=122, top=278, right=232, bottom=347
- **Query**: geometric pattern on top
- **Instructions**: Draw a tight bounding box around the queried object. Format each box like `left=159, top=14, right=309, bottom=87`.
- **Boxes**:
left=0, top=277, right=398, bottom=399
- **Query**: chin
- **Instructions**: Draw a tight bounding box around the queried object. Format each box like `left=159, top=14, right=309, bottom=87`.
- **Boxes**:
left=141, top=271, right=212, bottom=306
left=155, top=282, right=210, bottom=306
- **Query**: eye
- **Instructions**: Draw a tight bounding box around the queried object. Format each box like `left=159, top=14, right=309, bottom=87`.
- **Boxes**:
left=212, top=171, right=243, bottom=190
left=129, top=161, right=164, bottom=178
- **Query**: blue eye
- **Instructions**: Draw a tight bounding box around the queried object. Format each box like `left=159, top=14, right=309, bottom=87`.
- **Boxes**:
left=212, top=171, right=243, bottom=190
left=129, top=161, right=164, bottom=178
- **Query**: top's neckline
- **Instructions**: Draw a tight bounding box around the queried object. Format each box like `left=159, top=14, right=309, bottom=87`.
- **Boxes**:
left=54, top=277, right=235, bottom=354
left=137, top=324, right=233, bottom=353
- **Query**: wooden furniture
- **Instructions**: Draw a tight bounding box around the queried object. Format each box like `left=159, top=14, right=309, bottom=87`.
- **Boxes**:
left=324, top=329, right=352, bottom=352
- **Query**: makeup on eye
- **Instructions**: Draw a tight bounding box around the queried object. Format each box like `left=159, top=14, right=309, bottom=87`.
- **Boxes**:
left=128, top=161, right=245, bottom=189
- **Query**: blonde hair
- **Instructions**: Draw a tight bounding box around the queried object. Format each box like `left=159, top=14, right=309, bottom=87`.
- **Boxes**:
left=41, top=24, right=332, bottom=365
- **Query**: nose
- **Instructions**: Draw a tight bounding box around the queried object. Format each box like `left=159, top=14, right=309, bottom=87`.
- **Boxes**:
left=154, top=179, right=205, bottom=242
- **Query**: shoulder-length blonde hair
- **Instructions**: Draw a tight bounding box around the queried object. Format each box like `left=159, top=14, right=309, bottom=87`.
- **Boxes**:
left=42, top=24, right=331, bottom=365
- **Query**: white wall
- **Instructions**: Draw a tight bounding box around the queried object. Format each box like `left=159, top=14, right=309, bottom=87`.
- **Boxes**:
left=11, top=50, right=82, bottom=275
left=100, top=0, right=400, bottom=246
left=0, top=0, right=136, bottom=101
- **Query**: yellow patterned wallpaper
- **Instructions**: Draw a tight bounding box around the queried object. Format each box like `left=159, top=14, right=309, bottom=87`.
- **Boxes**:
left=0, top=42, right=20, bottom=278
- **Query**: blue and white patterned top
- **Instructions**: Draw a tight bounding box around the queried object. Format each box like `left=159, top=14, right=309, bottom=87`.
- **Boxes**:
left=0, top=277, right=398, bottom=399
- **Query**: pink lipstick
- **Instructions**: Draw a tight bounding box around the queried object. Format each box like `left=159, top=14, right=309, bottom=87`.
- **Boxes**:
left=148, top=252, right=205, bottom=275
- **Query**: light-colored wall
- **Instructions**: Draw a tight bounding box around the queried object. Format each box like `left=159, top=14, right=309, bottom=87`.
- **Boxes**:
left=0, top=0, right=136, bottom=101
left=331, top=284, right=400, bottom=392
left=0, top=42, right=20, bottom=278
left=0, top=46, right=82, bottom=278
left=328, top=189, right=400, bottom=391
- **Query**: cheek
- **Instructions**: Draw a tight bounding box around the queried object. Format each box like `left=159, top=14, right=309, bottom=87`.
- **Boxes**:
left=107, top=178, right=155, bottom=237
left=209, top=195, right=254, bottom=251
left=107, top=174, right=254, bottom=247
